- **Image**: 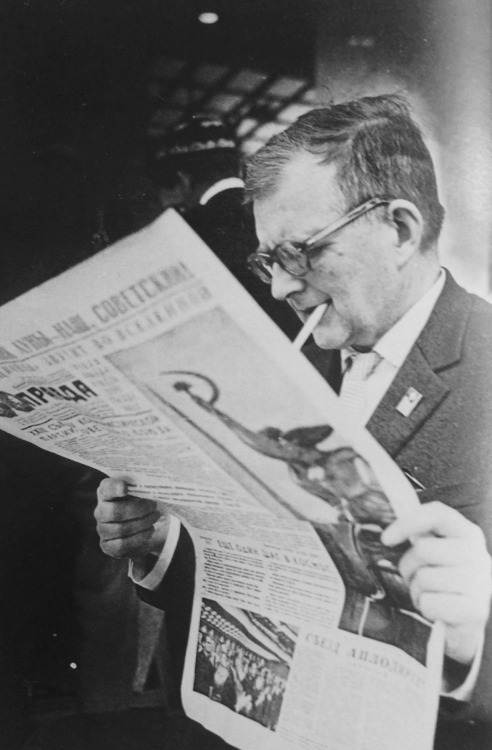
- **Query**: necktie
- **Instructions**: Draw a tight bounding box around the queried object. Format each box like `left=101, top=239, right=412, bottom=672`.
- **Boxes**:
left=339, top=350, right=381, bottom=424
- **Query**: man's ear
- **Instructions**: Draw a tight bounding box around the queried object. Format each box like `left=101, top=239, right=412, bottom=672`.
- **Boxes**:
left=387, top=199, right=425, bottom=265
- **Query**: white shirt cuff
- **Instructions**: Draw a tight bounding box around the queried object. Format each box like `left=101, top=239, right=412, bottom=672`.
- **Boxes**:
left=443, top=630, right=485, bottom=701
left=128, top=515, right=181, bottom=590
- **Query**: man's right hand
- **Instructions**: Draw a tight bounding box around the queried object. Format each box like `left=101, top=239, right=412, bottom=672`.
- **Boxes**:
left=95, top=477, right=169, bottom=564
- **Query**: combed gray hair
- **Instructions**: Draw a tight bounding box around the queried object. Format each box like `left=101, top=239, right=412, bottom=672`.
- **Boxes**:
left=244, top=94, right=444, bottom=249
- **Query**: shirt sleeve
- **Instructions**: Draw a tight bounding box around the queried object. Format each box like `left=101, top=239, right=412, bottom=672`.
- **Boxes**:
left=128, top=515, right=181, bottom=589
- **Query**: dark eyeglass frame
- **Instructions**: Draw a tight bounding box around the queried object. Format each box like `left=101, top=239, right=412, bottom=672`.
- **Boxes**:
left=247, top=197, right=390, bottom=284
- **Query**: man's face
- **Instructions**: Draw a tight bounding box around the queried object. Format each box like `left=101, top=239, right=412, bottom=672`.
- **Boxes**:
left=253, top=153, right=404, bottom=350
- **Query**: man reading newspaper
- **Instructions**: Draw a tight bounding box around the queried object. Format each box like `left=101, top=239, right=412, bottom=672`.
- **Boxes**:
left=95, top=94, right=492, bottom=749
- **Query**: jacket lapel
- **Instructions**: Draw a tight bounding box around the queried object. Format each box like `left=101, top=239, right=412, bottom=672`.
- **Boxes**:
left=303, top=272, right=472, bottom=458
left=366, top=347, right=448, bottom=456
left=367, top=272, right=472, bottom=458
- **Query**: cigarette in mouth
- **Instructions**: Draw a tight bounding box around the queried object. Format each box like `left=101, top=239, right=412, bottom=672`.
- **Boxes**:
left=292, top=303, right=329, bottom=350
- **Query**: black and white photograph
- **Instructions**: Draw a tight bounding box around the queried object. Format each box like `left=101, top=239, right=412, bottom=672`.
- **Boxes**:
left=193, top=598, right=295, bottom=731
left=1, top=2, right=491, bottom=750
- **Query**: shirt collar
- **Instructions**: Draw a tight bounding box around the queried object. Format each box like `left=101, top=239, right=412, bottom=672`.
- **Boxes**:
left=374, top=269, right=446, bottom=368
left=341, top=269, right=446, bottom=370
left=199, top=177, right=245, bottom=206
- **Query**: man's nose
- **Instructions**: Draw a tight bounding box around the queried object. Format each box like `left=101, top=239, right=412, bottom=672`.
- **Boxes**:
left=270, top=263, right=305, bottom=300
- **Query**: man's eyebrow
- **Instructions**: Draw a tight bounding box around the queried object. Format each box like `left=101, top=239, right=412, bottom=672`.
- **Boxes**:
left=257, top=235, right=307, bottom=253
left=254, top=244, right=269, bottom=254
left=257, top=242, right=276, bottom=253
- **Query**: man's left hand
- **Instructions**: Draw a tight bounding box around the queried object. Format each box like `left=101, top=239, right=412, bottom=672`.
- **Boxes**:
left=381, top=501, right=492, bottom=665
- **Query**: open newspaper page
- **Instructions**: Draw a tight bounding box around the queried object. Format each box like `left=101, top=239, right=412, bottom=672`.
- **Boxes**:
left=0, top=210, right=443, bottom=749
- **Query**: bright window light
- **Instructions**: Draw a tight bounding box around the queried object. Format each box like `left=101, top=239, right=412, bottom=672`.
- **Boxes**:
left=198, top=12, right=219, bottom=24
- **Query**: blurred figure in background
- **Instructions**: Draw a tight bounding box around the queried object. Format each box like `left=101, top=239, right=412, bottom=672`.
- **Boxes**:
left=0, top=144, right=98, bottom=305
left=147, top=115, right=298, bottom=339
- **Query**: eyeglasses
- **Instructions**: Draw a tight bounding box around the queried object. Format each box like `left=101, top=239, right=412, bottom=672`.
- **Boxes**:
left=247, top=197, right=390, bottom=284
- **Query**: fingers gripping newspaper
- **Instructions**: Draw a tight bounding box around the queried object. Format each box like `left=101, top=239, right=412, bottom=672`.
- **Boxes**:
left=0, top=210, right=443, bottom=750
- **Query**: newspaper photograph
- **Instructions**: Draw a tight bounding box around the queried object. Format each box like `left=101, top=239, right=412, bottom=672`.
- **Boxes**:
left=183, top=518, right=442, bottom=750
left=0, top=209, right=443, bottom=749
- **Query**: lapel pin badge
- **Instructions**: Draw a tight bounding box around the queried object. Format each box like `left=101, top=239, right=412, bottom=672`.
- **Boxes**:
left=396, top=387, right=423, bottom=417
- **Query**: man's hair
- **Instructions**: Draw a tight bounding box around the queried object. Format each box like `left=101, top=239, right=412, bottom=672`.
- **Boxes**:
left=244, top=94, right=444, bottom=249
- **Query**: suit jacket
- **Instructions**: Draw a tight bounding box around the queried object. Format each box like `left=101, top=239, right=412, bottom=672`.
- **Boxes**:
left=139, top=271, right=492, bottom=747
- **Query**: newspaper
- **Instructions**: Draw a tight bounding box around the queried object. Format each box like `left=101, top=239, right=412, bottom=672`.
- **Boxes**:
left=0, top=210, right=443, bottom=750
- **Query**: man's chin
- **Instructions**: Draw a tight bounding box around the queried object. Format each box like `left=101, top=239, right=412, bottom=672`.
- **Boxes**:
left=312, top=326, right=342, bottom=350
left=313, top=328, right=338, bottom=349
